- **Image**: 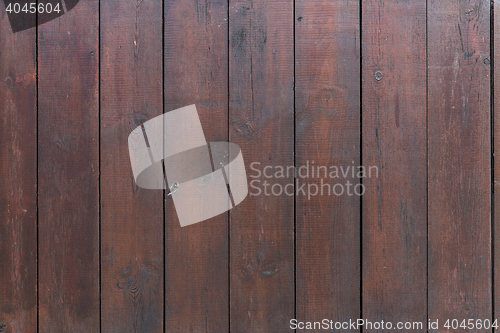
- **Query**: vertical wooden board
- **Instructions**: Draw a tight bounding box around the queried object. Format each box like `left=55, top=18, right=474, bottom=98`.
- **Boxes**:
left=428, top=0, right=491, bottom=330
left=100, top=0, right=164, bottom=332
left=495, top=0, right=500, bottom=326
left=164, top=0, right=229, bottom=331
left=229, top=0, right=294, bottom=331
left=0, top=4, right=37, bottom=333
left=295, top=0, right=361, bottom=328
left=361, top=0, right=427, bottom=331
left=37, top=0, right=100, bottom=331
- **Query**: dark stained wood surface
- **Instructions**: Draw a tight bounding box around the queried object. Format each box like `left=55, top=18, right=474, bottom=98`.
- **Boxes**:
left=0, top=6, right=37, bottom=333
left=37, top=0, right=100, bottom=331
left=428, top=0, right=492, bottom=331
left=362, top=0, right=428, bottom=331
left=0, top=1, right=498, bottom=332
left=229, top=0, right=294, bottom=331
left=295, top=0, right=361, bottom=329
left=163, top=0, right=229, bottom=331
left=100, top=0, right=164, bottom=331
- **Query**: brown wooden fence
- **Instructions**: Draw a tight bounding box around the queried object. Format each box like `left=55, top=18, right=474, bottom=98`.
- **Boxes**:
left=0, top=0, right=498, bottom=332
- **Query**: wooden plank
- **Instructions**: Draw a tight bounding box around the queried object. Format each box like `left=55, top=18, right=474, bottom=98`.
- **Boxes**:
left=361, top=0, right=427, bottom=330
left=100, top=0, right=164, bottom=332
left=163, top=0, right=229, bottom=331
left=37, top=0, right=100, bottom=331
left=295, top=0, right=361, bottom=328
left=0, top=5, right=37, bottom=333
left=428, top=0, right=491, bottom=329
left=495, top=0, right=500, bottom=327
left=228, top=0, right=294, bottom=331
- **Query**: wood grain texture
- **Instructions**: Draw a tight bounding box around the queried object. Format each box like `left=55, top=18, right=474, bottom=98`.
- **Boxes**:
left=0, top=5, right=37, bottom=333
left=164, top=0, right=229, bottom=331
left=100, top=0, right=164, bottom=332
left=362, top=0, right=427, bottom=331
left=37, top=0, right=100, bottom=331
left=2, top=2, right=499, bottom=330
left=428, top=0, right=491, bottom=330
left=295, top=0, right=361, bottom=328
left=229, top=0, right=294, bottom=331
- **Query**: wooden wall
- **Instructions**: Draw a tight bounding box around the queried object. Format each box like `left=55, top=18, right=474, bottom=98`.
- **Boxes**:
left=0, top=0, right=497, bottom=332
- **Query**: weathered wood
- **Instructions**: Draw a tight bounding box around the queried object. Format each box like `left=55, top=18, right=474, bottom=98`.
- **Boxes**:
left=2, top=2, right=499, bottom=331
left=362, top=0, right=427, bottom=331
left=164, top=0, right=229, bottom=331
left=495, top=0, right=500, bottom=326
left=295, top=0, right=361, bottom=328
left=0, top=5, right=37, bottom=333
left=229, top=0, right=294, bottom=331
left=428, top=0, right=491, bottom=330
left=37, top=0, right=100, bottom=331
left=100, top=0, right=164, bottom=331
